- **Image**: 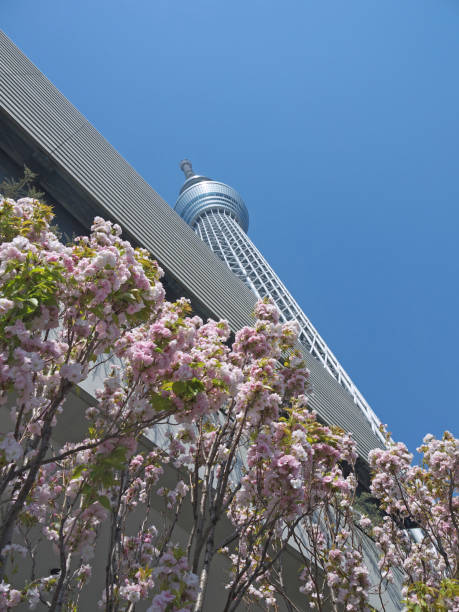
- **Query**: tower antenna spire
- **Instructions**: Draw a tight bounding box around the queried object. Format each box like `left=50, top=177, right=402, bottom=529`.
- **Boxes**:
left=180, top=159, right=194, bottom=179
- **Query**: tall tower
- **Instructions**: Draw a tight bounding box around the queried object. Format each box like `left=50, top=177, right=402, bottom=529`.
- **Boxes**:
left=175, top=160, right=384, bottom=442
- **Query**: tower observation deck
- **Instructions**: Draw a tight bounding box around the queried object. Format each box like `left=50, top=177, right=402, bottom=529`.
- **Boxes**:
left=175, top=160, right=385, bottom=443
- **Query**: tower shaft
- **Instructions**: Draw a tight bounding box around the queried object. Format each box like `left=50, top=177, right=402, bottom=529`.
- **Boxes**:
left=176, top=162, right=385, bottom=443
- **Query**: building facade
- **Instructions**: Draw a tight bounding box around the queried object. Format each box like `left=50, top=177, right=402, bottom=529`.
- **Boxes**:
left=175, top=161, right=384, bottom=445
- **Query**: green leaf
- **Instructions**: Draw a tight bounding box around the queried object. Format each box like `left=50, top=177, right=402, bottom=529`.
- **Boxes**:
left=97, top=495, right=111, bottom=510
left=71, top=465, right=87, bottom=480
left=172, top=380, right=187, bottom=395
left=150, top=392, right=172, bottom=412
left=172, top=378, right=205, bottom=400
left=81, top=483, right=95, bottom=499
left=188, top=378, right=205, bottom=393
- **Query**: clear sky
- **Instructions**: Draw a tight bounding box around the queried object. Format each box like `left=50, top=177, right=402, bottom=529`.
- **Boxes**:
left=3, top=0, right=458, bottom=455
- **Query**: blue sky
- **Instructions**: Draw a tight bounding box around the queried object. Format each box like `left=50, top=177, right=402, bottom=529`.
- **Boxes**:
left=3, top=0, right=458, bottom=454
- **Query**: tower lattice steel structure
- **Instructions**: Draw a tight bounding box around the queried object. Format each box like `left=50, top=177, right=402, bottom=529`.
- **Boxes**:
left=175, top=160, right=384, bottom=442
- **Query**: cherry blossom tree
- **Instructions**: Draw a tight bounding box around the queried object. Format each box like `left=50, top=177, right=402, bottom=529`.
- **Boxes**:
left=365, top=432, right=459, bottom=610
left=0, top=196, right=457, bottom=611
